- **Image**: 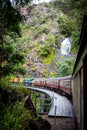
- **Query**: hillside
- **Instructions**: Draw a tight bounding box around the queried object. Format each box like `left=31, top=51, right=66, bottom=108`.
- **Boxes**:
left=16, top=2, right=77, bottom=78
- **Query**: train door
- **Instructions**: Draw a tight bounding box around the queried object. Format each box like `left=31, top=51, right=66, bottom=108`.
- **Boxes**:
left=83, top=54, right=87, bottom=130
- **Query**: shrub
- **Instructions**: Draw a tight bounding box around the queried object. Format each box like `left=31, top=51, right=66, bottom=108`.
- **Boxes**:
left=39, top=15, right=46, bottom=24
left=34, top=25, right=50, bottom=38
left=56, top=57, right=75, bottom=77
left=54, top=34, right=63, bottom=48
left=38, top=45, right=52, bottom=57
left=45, top=35, right=55, bottom=46
left=1, top=102, right=32, bottom=130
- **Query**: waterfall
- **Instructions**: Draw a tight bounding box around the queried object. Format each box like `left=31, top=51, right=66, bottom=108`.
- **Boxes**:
left=32, top=0, right=52, bottom=4
left=60, top=37, right=71, bottom=55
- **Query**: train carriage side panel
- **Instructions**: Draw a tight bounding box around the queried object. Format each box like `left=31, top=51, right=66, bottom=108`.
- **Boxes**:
left=46, top=78, right=60, bottom=89
left=60, top=78, right=71, bottom=95
left=33, top=78, right=47, bottom=87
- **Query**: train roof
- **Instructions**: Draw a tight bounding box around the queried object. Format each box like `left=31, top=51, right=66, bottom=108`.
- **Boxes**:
left=49, top=75, right=72, bottom=80
left=33, top=75, right=71, bottom=81
left=34, top=78, right=47, bottom=81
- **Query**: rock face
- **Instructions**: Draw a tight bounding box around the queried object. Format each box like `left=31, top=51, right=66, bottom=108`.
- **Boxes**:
left=19, top=4, right=75, bottom=78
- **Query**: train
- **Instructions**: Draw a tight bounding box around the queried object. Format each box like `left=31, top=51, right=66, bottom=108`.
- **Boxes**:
left=33, top=75, right=72, bottom=96
left=10, top=75, right=72, bottom=96
left=71, top=15, right=87, bottom=130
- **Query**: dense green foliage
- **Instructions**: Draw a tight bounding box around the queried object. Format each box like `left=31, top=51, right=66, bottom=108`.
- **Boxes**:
left=58, top=15, right=77, bottom=37
left=2, top=41, right=26, bottom=76
left=56, top=57, right=75, bottom=77
left=0, top=78, right=51, bottom=130
left=0, top=78, right=33, bottom=130
left=0, top=0, right=29, bottom=78
left=0, top=102, right=32, bottom=130
left=38, top=45, right=52, bottom=57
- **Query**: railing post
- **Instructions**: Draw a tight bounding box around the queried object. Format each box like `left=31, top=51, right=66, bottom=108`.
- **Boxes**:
left=54, top=105, right=57, bottom=126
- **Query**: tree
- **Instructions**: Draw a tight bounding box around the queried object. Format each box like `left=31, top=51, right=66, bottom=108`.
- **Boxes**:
left=0, top=0, right=32, bottom=78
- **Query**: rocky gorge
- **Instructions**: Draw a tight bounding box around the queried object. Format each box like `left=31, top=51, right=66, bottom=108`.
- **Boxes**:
left=16, top=2, right=77, bottom=78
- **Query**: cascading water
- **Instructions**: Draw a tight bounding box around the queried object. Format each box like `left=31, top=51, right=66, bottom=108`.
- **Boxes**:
left=32, top=0, right=52, bottom=4
left=60, top=37, right=71, bottom=55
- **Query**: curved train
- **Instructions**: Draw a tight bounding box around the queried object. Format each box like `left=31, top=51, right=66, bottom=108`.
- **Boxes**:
left=11, top=75, right=72, bottom=96
left=33, top=75, right=72, bottom=96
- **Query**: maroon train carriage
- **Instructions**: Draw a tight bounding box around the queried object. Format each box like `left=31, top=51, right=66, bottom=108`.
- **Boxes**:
left=33, top=78, right=47, bottom=87
left=33, top=76, right=71, bottom=96
left=46, top=76, right=71, bottom=95
left=59, top=78, right=71, bottom=95
left=46, top=78, right=60, bottom=89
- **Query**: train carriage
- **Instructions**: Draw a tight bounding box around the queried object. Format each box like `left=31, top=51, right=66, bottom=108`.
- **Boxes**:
left=33, top=78, right=47, bottom=87
left=46, top=78, right=60, bottom=89
left=33, top=75, right=71, bottom=96
left=60, top=78, right=71, bottom=95
left=72, top=15, right=87, bottom=130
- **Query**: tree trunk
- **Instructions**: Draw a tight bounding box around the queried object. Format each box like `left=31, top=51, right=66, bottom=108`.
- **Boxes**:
left=0, top=24, right=4, bottom=79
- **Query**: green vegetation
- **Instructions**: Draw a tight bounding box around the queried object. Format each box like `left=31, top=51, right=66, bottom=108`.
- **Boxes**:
left=56, top=57, right=75, bottom=77
left=0, top=1, right=26, bottom=78
left=58, top=15, right=77, bottom=37
left=43, top=52, right=55, bottom=64
left=0, top=77, right=51, bottom=130
left=38, top=45, right=52, bottom=57
left=54, top=34, right=62, bottom=48
left=53, top=0, right=87, bottom=52
left=0, top=78, right=33, bottom=130
left=34, top=24, right=50, bottom=38
left=45, top=35, right=55, bottom=46
left=0, top=102, right=32, bottom=130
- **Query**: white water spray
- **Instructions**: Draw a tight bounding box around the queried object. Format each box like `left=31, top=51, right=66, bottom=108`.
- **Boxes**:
left=60, top=37, right=71, bottom=55
left=32, top=0, right=52, bottom=4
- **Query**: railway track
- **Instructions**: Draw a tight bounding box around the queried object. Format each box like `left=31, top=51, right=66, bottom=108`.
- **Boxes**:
left=41, top=115, right=78, bottom=130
